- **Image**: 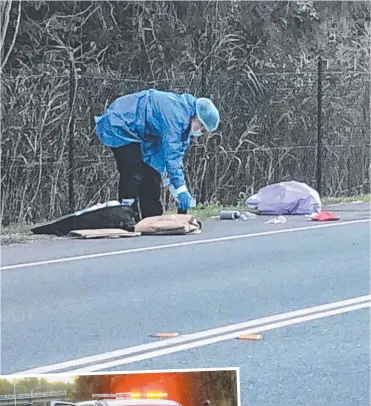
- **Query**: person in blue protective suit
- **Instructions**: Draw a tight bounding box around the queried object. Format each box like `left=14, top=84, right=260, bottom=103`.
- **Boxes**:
left=94, top=89, right=220, bottom=220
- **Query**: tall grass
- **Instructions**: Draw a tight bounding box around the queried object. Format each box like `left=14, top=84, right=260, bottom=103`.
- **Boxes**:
left=1, top=1, right=370, bottom=225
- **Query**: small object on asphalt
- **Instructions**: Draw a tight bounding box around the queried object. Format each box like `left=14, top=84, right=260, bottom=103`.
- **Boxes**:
left=219, top=210, right=241, bottom=220
left=240, top=211, right=258, bottom=220
left=151, top=332, right=180, bottom=338
left=311, top=211, right=340, bottom=221
left=210, top=215, right=220, bottom=220
left=69, top=229, right=141, bottom=239
left=202, top=401, right=211, bottom=406
left=237, top=334, right=263, bottom=341
left=265, top=215, right=287, bottom=224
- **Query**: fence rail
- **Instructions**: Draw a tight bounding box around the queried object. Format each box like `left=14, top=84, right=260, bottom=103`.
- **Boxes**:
left=0, top=391, right=67, bottom=400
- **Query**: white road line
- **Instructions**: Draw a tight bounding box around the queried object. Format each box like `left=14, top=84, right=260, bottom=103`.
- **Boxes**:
left=70, top=301, right=370, bottom=373
left=16, top=294, right=371, bottom=374
left=2, top=219, right=370, bottom=271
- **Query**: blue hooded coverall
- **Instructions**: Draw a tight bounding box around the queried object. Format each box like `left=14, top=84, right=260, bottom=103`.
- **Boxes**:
left=95, top=89, right=197, bottom=218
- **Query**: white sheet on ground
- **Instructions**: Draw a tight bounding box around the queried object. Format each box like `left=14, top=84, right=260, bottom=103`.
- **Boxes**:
left=245, top=181, right=322, bottom=215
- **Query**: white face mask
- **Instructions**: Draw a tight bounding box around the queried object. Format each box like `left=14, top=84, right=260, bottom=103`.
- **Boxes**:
left=191, top=129, right=203, bottom=137
left=191, top=117, right=204, bottom=137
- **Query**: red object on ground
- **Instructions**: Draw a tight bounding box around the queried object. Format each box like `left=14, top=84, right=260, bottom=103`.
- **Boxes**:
left=312, top=211, right=340, bottom=221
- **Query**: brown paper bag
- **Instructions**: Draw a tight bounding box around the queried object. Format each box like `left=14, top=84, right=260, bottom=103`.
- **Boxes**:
left=134, top=214, right=202, bottom=235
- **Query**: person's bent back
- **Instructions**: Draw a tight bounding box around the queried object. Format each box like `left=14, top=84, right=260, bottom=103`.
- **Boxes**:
left=94, top=88, right=220, bottom=219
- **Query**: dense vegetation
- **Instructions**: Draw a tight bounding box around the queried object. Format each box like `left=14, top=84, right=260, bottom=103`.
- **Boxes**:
left=1, top=1, right=370, bottom=224
left=0, top=377, right=74, bottom=395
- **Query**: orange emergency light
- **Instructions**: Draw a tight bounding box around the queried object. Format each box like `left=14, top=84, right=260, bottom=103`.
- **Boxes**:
left=144, top=393, right=168, bottom=399
left=92, top=392, right=168, bottom=400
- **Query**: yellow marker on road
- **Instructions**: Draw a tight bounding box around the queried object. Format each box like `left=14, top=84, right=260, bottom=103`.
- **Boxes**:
left=151, top=332, right=180, bottom=338
left=237, top=334, right=263, bottom=341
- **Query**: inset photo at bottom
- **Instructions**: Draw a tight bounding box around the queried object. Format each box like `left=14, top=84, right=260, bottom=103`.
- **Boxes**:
left=0, top=368, right=240, bottom=406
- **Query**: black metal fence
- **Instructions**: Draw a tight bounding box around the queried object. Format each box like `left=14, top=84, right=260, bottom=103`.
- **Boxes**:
left=1, top=57, right=370, bottom=225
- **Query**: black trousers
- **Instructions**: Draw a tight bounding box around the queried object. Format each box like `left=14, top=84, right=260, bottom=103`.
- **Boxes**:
left=112, top=143, right=164, bottom=219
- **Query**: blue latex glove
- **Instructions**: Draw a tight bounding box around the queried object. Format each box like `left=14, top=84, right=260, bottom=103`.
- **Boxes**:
left=177, top=191, right=193, bottom=211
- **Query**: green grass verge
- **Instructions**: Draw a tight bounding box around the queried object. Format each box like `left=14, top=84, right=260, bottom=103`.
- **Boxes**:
left=186, top=194, right=370, bottom=220
left=0, top=223, right=50, bottom=245
left=187, top=203, right=244, bottom=220
left=321, top=194, right=371, bottom=205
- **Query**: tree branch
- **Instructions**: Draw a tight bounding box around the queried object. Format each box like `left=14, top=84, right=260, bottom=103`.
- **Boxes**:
left=0, top=0, right=12, bottom=52
left=1, top=0, right=22, bottom=71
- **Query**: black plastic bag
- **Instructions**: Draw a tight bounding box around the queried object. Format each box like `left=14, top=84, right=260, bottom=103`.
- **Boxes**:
left=31, top=205, right=138, bottom=236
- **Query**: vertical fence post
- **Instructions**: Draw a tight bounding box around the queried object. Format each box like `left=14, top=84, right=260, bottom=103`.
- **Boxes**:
left=68, top=60, right=75, bottom=213
left=316, top=55, right=323, bottom=196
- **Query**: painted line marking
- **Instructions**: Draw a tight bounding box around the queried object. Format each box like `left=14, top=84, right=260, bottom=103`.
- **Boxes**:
left=16, top=294, right=370, bottom=374
left=2, top=219, right=370, bottom=271
left=71, top=302, right=369, bottom=373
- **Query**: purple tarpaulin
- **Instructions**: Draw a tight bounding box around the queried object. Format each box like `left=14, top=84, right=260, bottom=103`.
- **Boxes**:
left=245, top=181, right=322, bottom=215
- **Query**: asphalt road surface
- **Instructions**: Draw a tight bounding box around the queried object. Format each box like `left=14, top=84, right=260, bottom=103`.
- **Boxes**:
left=2, top=202, right=370, bottom=406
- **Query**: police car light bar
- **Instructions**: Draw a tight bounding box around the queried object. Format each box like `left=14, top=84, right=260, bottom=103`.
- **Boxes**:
left=92, top=394, right=118, bottom=398
left=92, top=393, right=168, bottom=400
